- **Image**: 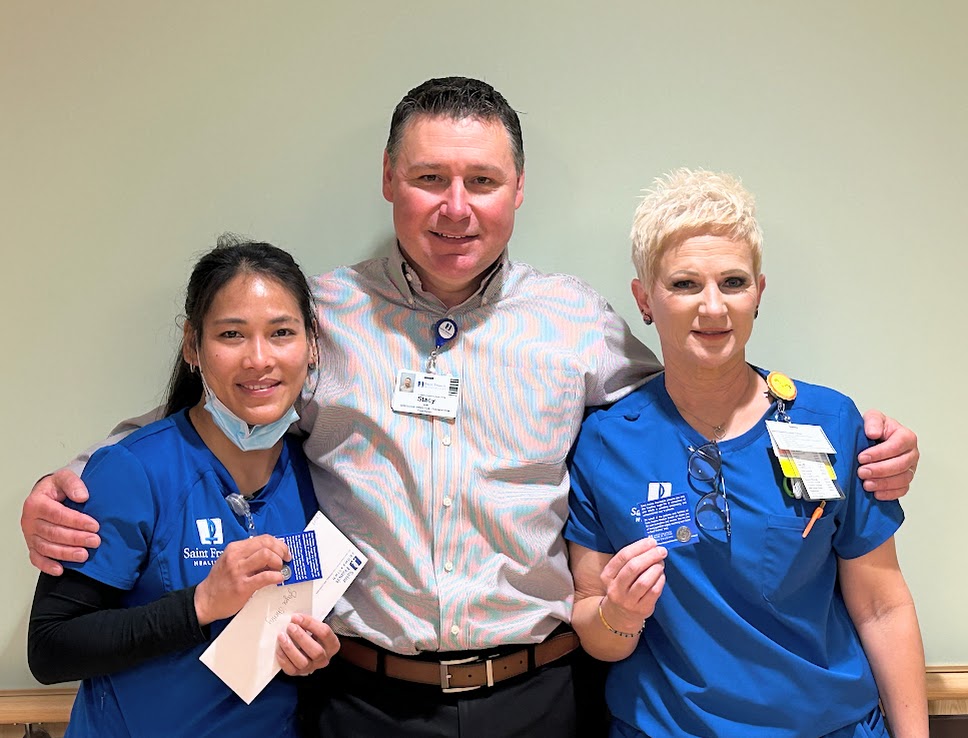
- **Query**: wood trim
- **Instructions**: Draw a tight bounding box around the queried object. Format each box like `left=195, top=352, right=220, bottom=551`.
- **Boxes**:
left=927, top=666, right=968, bottom=701
left=1, top=668, right=967, bottom=723
left=0, top=688, right=75, bottom=724
left=927, top=666, right=968, bottom=716
left=0, top=725, right=67, bottom=738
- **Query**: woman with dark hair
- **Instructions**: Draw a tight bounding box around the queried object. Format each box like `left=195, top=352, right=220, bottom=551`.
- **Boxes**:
left=28, top=236, right=338, bottom=737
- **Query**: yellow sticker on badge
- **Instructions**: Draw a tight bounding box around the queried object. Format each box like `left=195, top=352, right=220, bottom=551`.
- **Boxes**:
left=766, top=371, right=797, bottom=402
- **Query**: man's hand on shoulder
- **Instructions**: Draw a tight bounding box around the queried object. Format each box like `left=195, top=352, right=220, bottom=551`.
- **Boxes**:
left=857, top=410, right=919, bottom=501
left=22, top=469, right=101, bottom=576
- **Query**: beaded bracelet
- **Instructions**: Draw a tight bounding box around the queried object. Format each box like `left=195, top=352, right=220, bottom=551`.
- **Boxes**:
left=598, top=596, right=645, bottom=638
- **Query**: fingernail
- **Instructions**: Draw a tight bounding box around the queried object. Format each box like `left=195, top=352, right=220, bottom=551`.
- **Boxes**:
left=85, top=536, right=100, bottom=547
left=72, top=551, right=89, bottom=563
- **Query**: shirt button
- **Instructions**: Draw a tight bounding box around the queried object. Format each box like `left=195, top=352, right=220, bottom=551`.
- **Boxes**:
left=442, top=497, right=453, bottom=507
left=450, top=625, right=460, bottom=636
left=441, top=435, right=451, bottom=446
left=444, top=561, right=454, bottom=572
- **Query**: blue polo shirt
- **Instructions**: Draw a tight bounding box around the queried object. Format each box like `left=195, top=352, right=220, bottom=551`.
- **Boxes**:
left=63, top=409, right=318, bottom=738
left=565, top=369, right=904, bottom=738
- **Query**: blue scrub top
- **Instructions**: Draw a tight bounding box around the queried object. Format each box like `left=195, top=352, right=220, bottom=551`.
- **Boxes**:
left=565, top=369, right=904, bottom=738
left=63, top=409, right=318, bottom=738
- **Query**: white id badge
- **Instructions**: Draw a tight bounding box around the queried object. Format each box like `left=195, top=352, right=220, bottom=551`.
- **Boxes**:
left=391, top=369, right=460, bottom=419
left=765, top=420, right=836, bottom=454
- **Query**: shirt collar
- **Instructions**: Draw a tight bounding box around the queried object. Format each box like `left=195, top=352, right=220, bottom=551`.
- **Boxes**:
left=387, top=242, right=510, bottom=311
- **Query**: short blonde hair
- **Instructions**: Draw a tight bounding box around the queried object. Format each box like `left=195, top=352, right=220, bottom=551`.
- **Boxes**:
left=630, top=168, right=763, bottom=289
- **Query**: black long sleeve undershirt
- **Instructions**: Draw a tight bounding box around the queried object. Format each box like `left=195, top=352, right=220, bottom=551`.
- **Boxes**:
left=28, top=570, right=211, bottom=685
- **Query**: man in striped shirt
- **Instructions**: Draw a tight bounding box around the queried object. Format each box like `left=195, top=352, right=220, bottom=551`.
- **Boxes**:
left=22, top=77, right=920, bottom=737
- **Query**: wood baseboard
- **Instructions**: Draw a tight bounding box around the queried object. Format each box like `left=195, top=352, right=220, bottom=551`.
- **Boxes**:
left=1, top=667, right=967, bottom=724
left=927, top=666, right=968, bottom=716
left=0, top=687, right=75, bottom=724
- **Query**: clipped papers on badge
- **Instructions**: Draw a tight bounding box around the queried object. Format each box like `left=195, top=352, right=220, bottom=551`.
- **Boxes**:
left=766, top=421, right=844, bottom=502
left=199, top=511, right=367, bottom=704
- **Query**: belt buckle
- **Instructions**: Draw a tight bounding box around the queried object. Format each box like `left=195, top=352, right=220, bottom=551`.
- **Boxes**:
left=439, top=655, right=493, bottom=693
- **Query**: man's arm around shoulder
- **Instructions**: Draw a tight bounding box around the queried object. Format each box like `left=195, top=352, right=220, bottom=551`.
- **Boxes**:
left=22, top=407, right=162, bottom=575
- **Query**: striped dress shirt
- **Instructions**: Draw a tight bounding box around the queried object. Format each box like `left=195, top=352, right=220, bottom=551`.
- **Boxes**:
left=300, top=247, right=661, bottom=654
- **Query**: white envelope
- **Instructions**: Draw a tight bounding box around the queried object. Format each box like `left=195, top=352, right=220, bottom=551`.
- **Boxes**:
left=199, top=510, right=367, bottom=704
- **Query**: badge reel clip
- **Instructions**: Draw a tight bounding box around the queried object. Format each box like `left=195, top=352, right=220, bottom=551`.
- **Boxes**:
left=226, top=493, right=256, bottom=536
left=766, top=371, right=799, bottom=499
left=427, top=318, right=458, bottom=373
left=767, top=371, right=796, bottom=424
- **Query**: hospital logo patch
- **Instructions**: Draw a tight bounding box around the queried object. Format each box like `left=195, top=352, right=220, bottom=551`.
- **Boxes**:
left=196, top=518, right=224, bottom=545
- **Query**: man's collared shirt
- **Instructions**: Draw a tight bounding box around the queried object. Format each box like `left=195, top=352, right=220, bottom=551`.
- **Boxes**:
left=300, top=247, right=661, bottom=654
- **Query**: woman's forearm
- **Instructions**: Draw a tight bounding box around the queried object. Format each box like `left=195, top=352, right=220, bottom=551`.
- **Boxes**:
left=840, top=538, right=928, bottom=738
left=28, top=571, right=209, bottom=684
left=854, top=600, right=928, bottom=738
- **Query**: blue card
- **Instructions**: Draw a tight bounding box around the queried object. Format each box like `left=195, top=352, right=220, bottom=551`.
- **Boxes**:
left=639, top=493, right=699, bottom=548
left=277, top=530, right=322, bottom=585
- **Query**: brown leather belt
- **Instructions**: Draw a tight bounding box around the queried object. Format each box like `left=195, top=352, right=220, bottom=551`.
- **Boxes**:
left=337, top=630, right=580, bottom=693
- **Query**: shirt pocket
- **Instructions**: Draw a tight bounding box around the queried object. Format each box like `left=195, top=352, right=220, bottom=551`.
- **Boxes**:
left=759, top=513, right=837, bottom=608
left=471, top=366, right=582, bottom=463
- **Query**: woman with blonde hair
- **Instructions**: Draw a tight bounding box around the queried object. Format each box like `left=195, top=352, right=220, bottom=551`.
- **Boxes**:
left=566, top=170, right=927, bottom=738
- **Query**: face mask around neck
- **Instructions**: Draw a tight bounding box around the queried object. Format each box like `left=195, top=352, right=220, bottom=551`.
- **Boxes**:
left=200, top=374, right=299, bottom=452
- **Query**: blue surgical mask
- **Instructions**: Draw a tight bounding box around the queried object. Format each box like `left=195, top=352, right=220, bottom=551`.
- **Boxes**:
left=201, top=373, right=299, bottom=452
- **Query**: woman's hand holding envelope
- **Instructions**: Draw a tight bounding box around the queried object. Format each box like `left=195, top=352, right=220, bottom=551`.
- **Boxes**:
left=276, top=613, right=340, bottom=676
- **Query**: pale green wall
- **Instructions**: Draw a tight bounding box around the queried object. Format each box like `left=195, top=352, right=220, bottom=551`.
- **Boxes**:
left=2, top=1, right=963, bottom=688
